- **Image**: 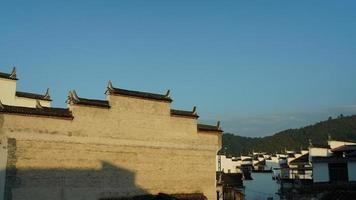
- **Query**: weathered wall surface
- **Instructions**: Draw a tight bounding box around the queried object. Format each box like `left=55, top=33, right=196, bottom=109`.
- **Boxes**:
left=0, top=137, right=7, bottom=200
left=0, top=79, right=16, bottom=105
left=1, top=94, right=220, bottom=200
left=0, top=115, right=6, bottom=200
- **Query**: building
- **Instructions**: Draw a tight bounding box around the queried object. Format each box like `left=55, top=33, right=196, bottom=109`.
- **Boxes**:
left=216, top=172, right=244, bottom=200
left=216, top=155, right=241, bottom=174
left=0, top=67, right=51, bottom=108
left=312, top=140, right=356, bottom=184
left=0, top=68, right=222, bottom=200
left=279, top=148, right=310, bottom=180
left=278, top=138, right=356, bottom=195
left=288, top=153, right=312, bottom=180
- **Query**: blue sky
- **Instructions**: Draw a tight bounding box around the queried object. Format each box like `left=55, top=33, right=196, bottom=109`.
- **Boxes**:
left=1, top=1, right=356, bottom=137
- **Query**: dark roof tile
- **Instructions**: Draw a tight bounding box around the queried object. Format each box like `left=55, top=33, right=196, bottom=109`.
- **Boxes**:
left=67, top=91, right=110, bottom=108
left=0, top=67, right=17, bottom=80
left=331, top=145, right=356, bottom=153
left=0, top=104, right=73, bottom=119
left=312, top=156, right=356, bottom=163
left=171, top=108, right=198, bottom=118
left=216, top=172, right=243, bottom=188
left=197, top=123, right=222, bottom=133
left=106, top=81, right=172, bottom=102
left=290, top=153, right=309, bottom=165
left=75, top=97, right=110, bottom=108
left=311, top=143, right=330, bottom=149
left=16, top=91, right=52, bottom=101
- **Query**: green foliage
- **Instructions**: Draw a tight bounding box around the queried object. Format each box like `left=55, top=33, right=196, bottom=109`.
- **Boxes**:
left=221, top=115, right=356, bottom=155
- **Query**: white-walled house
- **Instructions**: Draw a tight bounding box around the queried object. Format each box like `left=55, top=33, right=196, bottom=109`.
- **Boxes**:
left=216, top=155, right=241, bottom=173
left=0, top=67, right=52, bottom=107
left=312, top=140, right=356, bottom=184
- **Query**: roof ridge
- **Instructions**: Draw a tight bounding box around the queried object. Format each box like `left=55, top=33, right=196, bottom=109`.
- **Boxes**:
left=0, top=67, right=18, bottom=80
left=0, top=103, right=73, bottom=119
left=171, top=107, right=199, bottom=118
left=198, top=122, right=223, bottom=133
left=106, top=81, right=172, bottom=102
left=66, top=90, right=110, bottom=108
left=16, top=90, right=52, bottom=101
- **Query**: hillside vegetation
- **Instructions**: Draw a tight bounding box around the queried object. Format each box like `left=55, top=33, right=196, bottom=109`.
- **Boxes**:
left=222, top=115, right=356, bottom=155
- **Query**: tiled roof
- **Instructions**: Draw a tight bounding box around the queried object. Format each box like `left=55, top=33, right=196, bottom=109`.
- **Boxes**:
left=329, top=139, right=356, bottom=143
left=0, top=67, right=17, bottom=80
left=75, top=97, right=110, bottom=108
left=312, top=156, right=356, bottom=163
left=67, top=90, right=110, bottom=108
left=171, top=107, right=198, bottom=118
left=106, top=81, right=172, bottom=102
left=290, top=153, right=309, bottom=165
left=16, top=91, right=52, bottom=101
left=0, top=103, right=73, bottom=119
left=254, top=160, right=266, bottom=166
left=311, top=143, right=330, bottom=149
left=216, top=172, right=243, bottom=188
left=288, top=153, right=296, bottom=158
left=331, top=145, right=356, bottom=153
left=197, top=123, right=222, bottom=133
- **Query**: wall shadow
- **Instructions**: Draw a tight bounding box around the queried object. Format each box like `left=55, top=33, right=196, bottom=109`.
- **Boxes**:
left=1, top=138, right=207, bottom=200
left=3, top=161, right=148, bottom=200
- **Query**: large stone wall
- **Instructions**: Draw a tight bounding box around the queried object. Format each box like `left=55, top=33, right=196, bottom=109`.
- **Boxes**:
left=1, top=94, right=221, bottom=200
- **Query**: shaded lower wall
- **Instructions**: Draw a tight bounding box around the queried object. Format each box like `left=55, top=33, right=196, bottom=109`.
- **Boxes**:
left=0, top=137, right=7, bottom=200
left=4, top=138, right=214, bottom=200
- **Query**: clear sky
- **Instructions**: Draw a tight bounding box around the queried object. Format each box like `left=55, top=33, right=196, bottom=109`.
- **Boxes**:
left=1, top=1, right=356, bottom=137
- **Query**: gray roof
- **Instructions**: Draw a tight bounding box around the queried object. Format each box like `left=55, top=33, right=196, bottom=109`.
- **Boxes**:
left=0, top=103, right=73, bottom=119
left=16, top=91, right=52, bottom=101
left=171, top=108, right=198, bottom=118
left=197, top=123, right=222, bottom=133
left=106, top=81, right=172, bottom=102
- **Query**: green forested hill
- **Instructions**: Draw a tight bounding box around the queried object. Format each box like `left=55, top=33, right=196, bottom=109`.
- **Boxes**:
left=222, top=115, right=356, bottom=155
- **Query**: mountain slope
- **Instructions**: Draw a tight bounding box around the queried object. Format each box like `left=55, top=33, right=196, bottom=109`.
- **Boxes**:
left=222, top=115, right=356, bottom=155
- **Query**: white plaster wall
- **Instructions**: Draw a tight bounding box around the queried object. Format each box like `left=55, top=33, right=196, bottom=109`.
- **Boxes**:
left=313, top=163, right=329, bottom=183
left=219, top=156, right=232, bottom=173
left=217, top=156, right=240, bottom=173
left=14, top=97, right=51, bottom=108
left=309, top=148, right=331, bottom=162
left=0, top=78, right=50, bottom=108
left=0, top=137, right=7, bottom=200
left=0, top=79, right=16, bottom=105
left=271, top=157, right=279, bottom=162
left=230, top=160, right=239, bottom=173
left=348, top=161, right=356, bottom=181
